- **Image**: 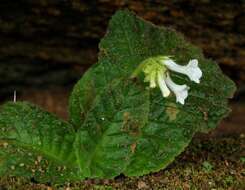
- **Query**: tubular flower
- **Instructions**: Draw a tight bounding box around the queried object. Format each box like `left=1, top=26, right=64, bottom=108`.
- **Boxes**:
left=133, top=56, right=202, bottom=105
left=163, top=58, right=202, bottom=83
left=165, top=73, right=190, bottom=105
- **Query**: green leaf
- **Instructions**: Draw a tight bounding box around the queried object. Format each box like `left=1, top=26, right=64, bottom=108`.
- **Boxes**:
left=0, top=102, right=81, bottom=183
left=70, top=10, right=235, bottom=131
left=69, top=10, right=236, bottom=178
left=75, top=79, right=150, bottom=178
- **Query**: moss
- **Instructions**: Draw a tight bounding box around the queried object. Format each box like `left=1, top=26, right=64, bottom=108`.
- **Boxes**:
left=0, top=135, right=244, bottom=189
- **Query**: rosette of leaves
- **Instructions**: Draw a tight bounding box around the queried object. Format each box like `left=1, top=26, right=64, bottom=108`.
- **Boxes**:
left=0, top=10, right=236, bottom=183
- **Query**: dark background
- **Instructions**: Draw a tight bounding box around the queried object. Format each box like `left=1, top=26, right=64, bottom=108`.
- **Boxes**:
left=0, top=0, right=244, bottom=135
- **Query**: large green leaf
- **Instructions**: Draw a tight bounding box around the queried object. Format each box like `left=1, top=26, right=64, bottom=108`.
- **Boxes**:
left=0, top=102, right=81, bottom=183
left=0, top=10, right=236, bottom=183
left=69, top=10, right=235, bottom=131
left=75, top=79, right=150, bottom=178
left=69, top=10, right=236, bottom=177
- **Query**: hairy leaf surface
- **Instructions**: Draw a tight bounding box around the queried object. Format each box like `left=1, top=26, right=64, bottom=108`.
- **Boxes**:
left=0, top=102, right=81, bottom=183
left=69, top=10, right=236, bottom=177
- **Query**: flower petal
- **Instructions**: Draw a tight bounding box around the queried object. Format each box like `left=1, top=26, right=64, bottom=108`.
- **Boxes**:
left=149, top=70, right=157, bottom=88
left=162, top=58, right=202, bottom=83
left=185, top=59, right=202, bottom=83
left=157, top=71, right=170, bottom=97
left=165, top=73, right=190, bottom=105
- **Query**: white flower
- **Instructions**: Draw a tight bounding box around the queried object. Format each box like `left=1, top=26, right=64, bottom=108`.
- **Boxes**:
left=133, top=56, right=202, bottom=105
left=157, top=70, right=170, bottom=97
left=162, top=58, right=202, bottom=83
left=165, top=73, right=189, bottom=104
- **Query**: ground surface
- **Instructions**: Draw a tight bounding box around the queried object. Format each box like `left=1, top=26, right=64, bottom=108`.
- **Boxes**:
left=0, top=135, right=244, bottom=190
